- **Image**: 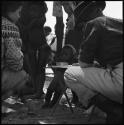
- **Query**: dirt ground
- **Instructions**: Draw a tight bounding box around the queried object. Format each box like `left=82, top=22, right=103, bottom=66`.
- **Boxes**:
left=1, top=77, right=106, bottom=124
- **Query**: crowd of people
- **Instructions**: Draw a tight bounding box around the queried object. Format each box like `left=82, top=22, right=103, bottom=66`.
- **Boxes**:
left=1, top=1, right=123, bottom=124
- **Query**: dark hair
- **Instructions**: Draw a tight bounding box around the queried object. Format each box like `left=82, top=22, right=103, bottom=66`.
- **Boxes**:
left=62, top=44, right=77, bottom=56
left=61, top=44, right=77, bottom=63
left=44, top=26, right=52, bottom=34
left=2, top=1, right=23, bottom=17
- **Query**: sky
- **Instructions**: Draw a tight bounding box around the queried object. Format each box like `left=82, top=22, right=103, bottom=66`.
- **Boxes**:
left=45, top=1, right=123, bottom=33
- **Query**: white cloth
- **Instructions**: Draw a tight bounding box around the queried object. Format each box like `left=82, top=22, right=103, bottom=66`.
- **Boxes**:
left=46, top=34, right=57, bottom=52
left=50, top=37, right=57, bottom=52
left=64, top=63, right=123, bottom=107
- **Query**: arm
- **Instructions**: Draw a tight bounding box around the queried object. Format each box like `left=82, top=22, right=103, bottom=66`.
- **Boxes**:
left=78, top=21, right=100, bottom=68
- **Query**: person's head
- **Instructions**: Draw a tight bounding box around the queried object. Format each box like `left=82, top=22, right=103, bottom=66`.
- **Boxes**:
left=2, top=1, right=23, bottom=23
left=60, top=44, right=77, bottom=63
left=74, top=1, right=106, bottom=27
left=44, top=26, right=52, bottom=37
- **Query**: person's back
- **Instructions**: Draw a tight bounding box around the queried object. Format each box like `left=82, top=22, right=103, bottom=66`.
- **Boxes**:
left=80, top=16, right=123, bottom=67
left=18, top=1, right=48, bottom=51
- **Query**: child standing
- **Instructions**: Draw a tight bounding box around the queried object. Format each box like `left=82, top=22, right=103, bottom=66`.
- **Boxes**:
left=42, top=44, right=78, bottom=108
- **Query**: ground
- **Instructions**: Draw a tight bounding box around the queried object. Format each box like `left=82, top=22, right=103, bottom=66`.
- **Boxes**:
left=1, top=76, right=106, bottom=124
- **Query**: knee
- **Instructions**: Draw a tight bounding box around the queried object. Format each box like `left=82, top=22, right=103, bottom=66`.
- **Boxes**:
left=64, top=71, right=76, bottom=87
left=64, top=75, right=70, bottom=88
left=64, top=69, right=70, bottom=83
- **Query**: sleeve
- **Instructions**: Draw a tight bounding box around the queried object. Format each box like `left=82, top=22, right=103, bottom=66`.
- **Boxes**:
left=5, top=38, right=23, bottom=59
left=5, top=37, right=23, bottom=71
left=79, top=21, right=100, bottom=64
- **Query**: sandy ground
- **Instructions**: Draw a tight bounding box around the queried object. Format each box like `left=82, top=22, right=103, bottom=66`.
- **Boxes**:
left=2, top=76, right=106, bottom=124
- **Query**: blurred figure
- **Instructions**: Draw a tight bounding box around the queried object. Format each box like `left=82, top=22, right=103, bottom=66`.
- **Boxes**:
left=2, top=1, right=29, bottom=113
left=53, top=1, right=74, bottom=57
left=44, top=26, right=57, bottom=53
left=42, top=44, right=78, bottom=108
left=17, top=1, right=51, bottom=99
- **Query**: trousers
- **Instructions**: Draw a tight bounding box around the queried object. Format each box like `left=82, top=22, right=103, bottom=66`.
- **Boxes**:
left=64, top=63, right=123, bottom=107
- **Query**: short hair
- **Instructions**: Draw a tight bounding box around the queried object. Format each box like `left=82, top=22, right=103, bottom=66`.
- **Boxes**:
left=62, top=44, right=77, bottom=56
left=44, top=26, right=52, bottom=34
left=60, top=44, right=77, bottom=63
left=2, top=1, right=24, bottom=17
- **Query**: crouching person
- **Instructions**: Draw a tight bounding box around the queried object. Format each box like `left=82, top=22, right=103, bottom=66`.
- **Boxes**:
left=2, top=1, right=29, bottom=113
left=64, top=1, right=123, bottom=124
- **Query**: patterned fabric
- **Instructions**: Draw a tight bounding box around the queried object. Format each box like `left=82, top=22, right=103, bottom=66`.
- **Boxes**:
left=2, top=17, right=23, bottom=71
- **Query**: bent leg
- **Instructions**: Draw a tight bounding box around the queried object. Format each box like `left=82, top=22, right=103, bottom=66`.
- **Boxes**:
left=64, top=65, right=123, bottom=106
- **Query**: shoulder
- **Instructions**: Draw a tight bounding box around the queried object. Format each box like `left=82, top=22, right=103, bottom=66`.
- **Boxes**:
left=105, top=16, right=123, bottom=31
left=2, top=17, right=20, bottom=39
left=89, top=16, right=123, bottom=33
left=86, top=16, right=107, bottom=29
left=2, top=17, right=19, bottom=33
